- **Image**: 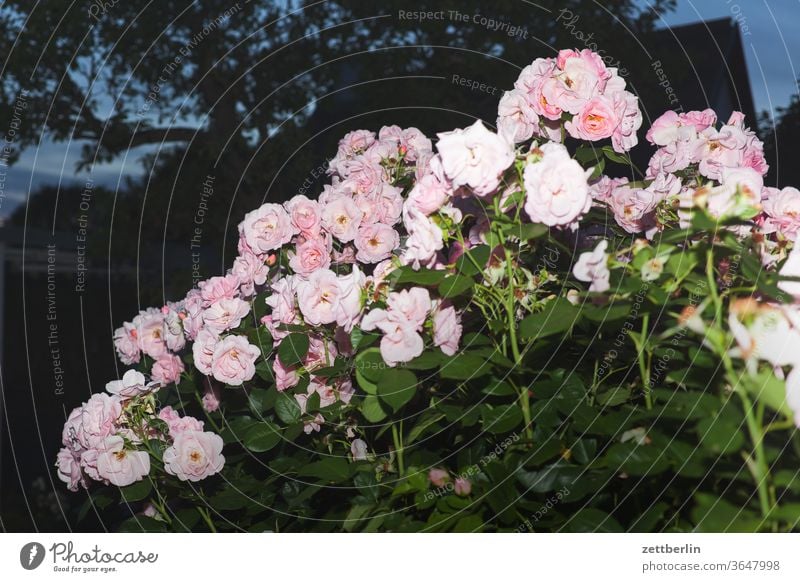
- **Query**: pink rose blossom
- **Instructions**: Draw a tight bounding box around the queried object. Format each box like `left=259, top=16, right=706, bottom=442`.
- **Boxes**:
left=106, top=369, right=158, bottom=399
left=181, top=289, right=205, bottom=340
left=341, top=156, right=384, bottom=194
left=199, top=274, right=240, bottom=306
left=56, top=448, right=84, bottom=491
left=163, top=431, right=225, bottom=482
left=202, top=297, right=250, bottom=335
left=354, top=223, right=399, bottom=263
left=514, top=58, right=562, bottom=120
left=454, top=477, right=472, bottom=497
left=565, top=95, right=619, bottom=141
left=351, top=439, right=368, bottom=461
left=163, top=307, right=186, bottom=352
left=231, top=250, right=268, bottom=297
left=95, top=436, right=150, bottom=487
left=151, top=354, right=185, bottom=386
left=432, top=300, right=462, bottom=356
left=695, top=124, right=748, bottom=181
left=360, top=309, right=424, bottom=366
left=386, top=288, right=432, bottom=330
left=436, top=120, right=515, bottom=197
left=211, top=336, right=260, bottom=386
left=762, top=187, right=800, bottom=241
left=428, top=468, right=449, bottom=487
left=297, top=269, right=341, bottom=326
left=555, top=49, right=612, bottom=113
left=573, top=240, right=611, bottom=292
left=646, top=140, right=695, bottom=177
left=399, top=127, right=433, bottom=161
left=192, top=329, right=218, bottom=375
left=497, top=89, right=539, bottom=143
left=590, top=176, right=628, bottom=204
left=289, top=238, right=331, bottom=276
left=158, top=406, right=204, bottom=438
left=609, top=186, right=660, bottom=233
left=202, top=386, right=221, bottom=413
left=336, top=266, right=366, bottom=331
left=322, top=197, right=362, bottom=242
left=265, top=276, right=298, bottom=327
left=610, top=90, right=642, bottom=153
left=78, top=393, right=122, bottom=449
left=285, top=195, right=322, bottom=236
left=274, top=357, right=300, bottom=391
left=402, top=206, right=444, bottom=269
left=523, top=143, right=592, bottom=227
left=376, top=183, right=404, bottom=225
left=113, top=323, right=140, bottom=365
left=136, top=310, right=167, bottom=359
left=682, top=109, right=717, bottom=132
left=341, top=129, right=376, bottom=154
left=407, top=172, right=451, bottom=215
left=241, top=202, right=296, bottom=253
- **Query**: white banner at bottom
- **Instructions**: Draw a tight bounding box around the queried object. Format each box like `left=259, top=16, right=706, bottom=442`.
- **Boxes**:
left=0, top=533, right=798, bottom=580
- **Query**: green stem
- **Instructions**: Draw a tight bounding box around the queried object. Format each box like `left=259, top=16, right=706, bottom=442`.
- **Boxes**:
left=392, top=423, right=405, bottom=476
left=520, top=385, right=534, bottom=441
left=721, top=353, right=774, bottom=523
left=634, top=313, right=653, bottom=410
left=739, top=391, right=773, bottom=521
left=197, top=506, right=217, bottom=532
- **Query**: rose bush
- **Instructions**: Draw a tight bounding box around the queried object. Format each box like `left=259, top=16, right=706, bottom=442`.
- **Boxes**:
left=58, top=49, right=800, bottom=533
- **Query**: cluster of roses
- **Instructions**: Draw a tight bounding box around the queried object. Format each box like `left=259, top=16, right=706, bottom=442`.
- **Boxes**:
left=595, top=108, right=772, bottom=238
left=56, top=370, right=224, bottom=491
left=497, top=48, right=642, bottom=153
left=567, top=105, right=800, bottom=425
left=60, top=47, right=800, bottom=497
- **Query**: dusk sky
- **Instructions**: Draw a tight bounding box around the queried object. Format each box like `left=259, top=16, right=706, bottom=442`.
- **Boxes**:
left=3, top=0, right=799, bottom=221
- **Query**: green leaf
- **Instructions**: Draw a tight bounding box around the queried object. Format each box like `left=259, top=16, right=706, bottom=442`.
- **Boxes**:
left=742, top=370, right=793, bottom=420
left=696, top=417, right=745, bottom=455
left=244, top=422, right=282, bottom=453
left=437, top=274, right=474, bottom=298
left=248, top=388, right=276, bottom=415
left=519, top=298, right=580, bottom=339
left=481, top=404, right=523, bottom=434
left=596, top=386, right=631, bottom=407
left=604, top=442, right=669, bottom=476
left=406, top=412, right=446, bottom=445
left=376, top=369, right=418, bottom=412
left=355, top=348, right=386, bottom=384
left=440, top=352, right=492, bottom=380
left=565, top=509, right=623, bottom=533
left=119, top=479, right=152, bottom=503
left=118, top=516, right=166, bottom=532
left=351, top=328, right=379, bottom=351
left=455, top=245, right=490, bottom=277
left=361, top=394, right=388, bottom=422
left=517, top=461, right=581, bottom=493
left=405, top=351, right=445, bottom=370
left=298, top=457, right=354, bottom=483
left=278, top=333, right=309, bottom=367
left=210, top=488, right=251, bottom=511
left=504, top=222, right=549, bottom=241
left=392, top=266, right=449, bottom=286
left=481, top=380, right=516, bottom=396
left=275, top=392, right=302, bottom=424
left=602, top=145, right=631, bottom=165
left=575, top=144, right=603, bottom=164
left=692, top=493, right=762, bottom=532
left=255, top=360, right=273, bottom=382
